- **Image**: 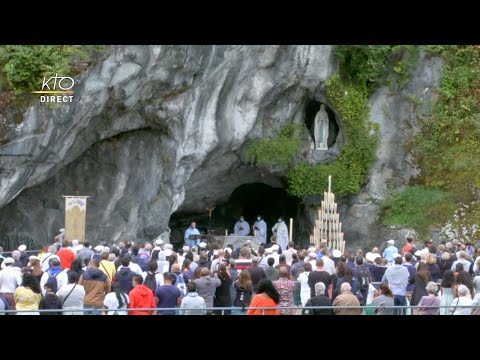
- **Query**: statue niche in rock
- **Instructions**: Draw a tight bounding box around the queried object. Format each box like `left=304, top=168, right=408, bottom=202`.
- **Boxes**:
left=314, top=104, right=329, bottom=150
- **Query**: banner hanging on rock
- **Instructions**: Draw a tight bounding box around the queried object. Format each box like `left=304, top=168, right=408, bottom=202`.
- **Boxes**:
left=63, top=196, right=89, bottom=244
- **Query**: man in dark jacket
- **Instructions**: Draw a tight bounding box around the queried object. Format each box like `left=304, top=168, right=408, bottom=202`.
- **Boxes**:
left=303, top=282, right=332, bottom=315
left=114, top=256, right=136, bottom=294
left=247, top=258, right=267, bottom=293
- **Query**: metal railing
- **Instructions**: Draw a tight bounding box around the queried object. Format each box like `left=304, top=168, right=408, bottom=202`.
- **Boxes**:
left=2, top=304, right=479, bottom=315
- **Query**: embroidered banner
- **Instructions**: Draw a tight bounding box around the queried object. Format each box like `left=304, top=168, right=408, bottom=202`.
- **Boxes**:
left=63, top=196, right=89, bottom=244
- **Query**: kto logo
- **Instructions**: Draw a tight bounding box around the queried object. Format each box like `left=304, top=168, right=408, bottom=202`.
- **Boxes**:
left=31, top=74, right=74, bottom=103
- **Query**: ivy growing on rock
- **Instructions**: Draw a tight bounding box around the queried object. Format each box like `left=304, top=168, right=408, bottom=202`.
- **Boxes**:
left=286, top=75, right=378, bottom=197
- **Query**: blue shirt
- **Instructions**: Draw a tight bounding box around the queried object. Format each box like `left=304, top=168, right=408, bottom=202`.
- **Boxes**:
left=382, top=264, right=409, bottom=296
left=184, top=227, right=200, bottom=243
left=155, top=285, right=181, bottom=315
left=382, top=246, right=399, bottom=264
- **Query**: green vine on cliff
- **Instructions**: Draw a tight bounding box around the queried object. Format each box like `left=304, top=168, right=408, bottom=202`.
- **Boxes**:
left=411, top=46, right=480, bottom=202
left=286, top=75, right=378, bottom=198
left=245, top=123, right=303, bottom=170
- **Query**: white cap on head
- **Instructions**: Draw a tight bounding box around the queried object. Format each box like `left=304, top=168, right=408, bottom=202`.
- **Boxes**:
left=18, top=245, right=26, bottom=252
left=59, top=228, right=65, bottom=233
left=332, top=249, right=342, bottom=258
left=271, top=244, right=279, bottom=252
left=308, top=252, right=318, bottom=259
left=224, top=248, right=232, bottom=254
left=94, top=245, right=104, bottom=252
left=199, top=242, right=207, bottom=249
left=3, top=257, right=14, bottom=265
left=414, top=250, right=422, bottom=257
left=155, top=239, right=164, bottom=245
left=213, top=250, right=219, bottom=256
left=393, top=253, right=402, bottom=259
left=72, top=239, right=79, bottom=247
left=182, top=245, right=190, bottom=252
left=387, top=239, right=395, bottom=245
left=164, top=244, right=173, bottom=250
left=29, top=255, right=40, bottom=261
left=307, top=247, right=316, bottom=253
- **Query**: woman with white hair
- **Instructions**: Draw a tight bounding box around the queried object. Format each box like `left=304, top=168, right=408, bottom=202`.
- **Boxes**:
left=450, top=284, right=473, bottom=315
left=438, top=251, right=453, bottom=279
left=417, top=281, right=440, bottom=315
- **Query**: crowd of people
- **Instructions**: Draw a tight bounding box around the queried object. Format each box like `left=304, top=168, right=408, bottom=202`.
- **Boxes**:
left=0, top=232, right=479, bottom=315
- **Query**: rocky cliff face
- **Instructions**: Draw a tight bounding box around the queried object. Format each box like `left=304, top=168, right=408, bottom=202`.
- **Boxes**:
left=0, top=45, right=336, bottom=248
left=0, top=46, right=444, bottom=250
left=338, top=51, right=444, bottom=249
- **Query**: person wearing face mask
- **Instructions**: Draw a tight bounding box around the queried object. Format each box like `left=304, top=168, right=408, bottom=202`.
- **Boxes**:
left=234, top=216, right=250, bottom=236
left=272, top=217, right=289, bottom=251
left=253, top=215, right=267, bottom=244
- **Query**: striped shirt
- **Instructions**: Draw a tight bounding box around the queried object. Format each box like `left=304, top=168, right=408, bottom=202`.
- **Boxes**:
left=236, top=259, right=253, bottom=272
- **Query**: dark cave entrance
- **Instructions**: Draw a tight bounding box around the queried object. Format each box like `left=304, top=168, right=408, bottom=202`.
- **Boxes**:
left=168, top=183, right=300, bottom=249
left=305, top=99, right=340, bottom=148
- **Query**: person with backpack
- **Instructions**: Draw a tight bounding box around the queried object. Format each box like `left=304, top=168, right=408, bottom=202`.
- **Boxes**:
left=142, top=260, right=164, bottom=294
left=40, top=258, right=68, bottom=295
left=79, top=259, right=111, bottom=315
left=41, top=245, right=61, bottom=272
left=171, top=263, right=187, bottom=298
left=354, top=256, right=371, bottom=306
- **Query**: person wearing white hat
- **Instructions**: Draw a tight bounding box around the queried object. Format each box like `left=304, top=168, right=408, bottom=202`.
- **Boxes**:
left=383, top=240, right=399, bottom=266
left=17, top=245, right=29, bottom=267
left=0, top=257, right=23, bottom=310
